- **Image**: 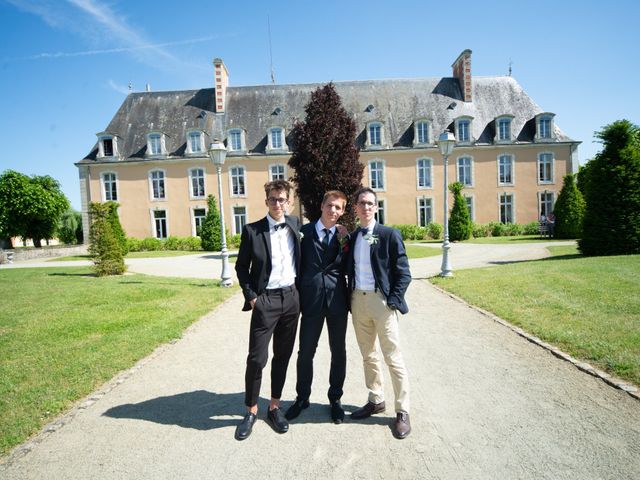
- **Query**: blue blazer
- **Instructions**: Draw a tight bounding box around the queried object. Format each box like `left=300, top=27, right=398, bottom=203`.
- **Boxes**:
left=297, top=222, right=349, bottom=317
left=235, top=215, right=301, bottom=311
left=348, top=223, right=411, bottom=314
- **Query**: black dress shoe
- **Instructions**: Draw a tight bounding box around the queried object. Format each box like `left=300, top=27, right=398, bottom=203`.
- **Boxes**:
left=235, top=412, right=257, bottom=441
left=351, top=401, right=386, bottom=420
left=285, top=398, right=310, bottom=420
left=392, top=412, right=411, bottom=439
left=267, top=407, right=289, bottom=433
left=330, top=401, right=345, bottom=424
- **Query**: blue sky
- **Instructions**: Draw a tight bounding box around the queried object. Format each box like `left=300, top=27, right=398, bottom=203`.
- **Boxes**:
left=1, top=0, right=638, bottom=210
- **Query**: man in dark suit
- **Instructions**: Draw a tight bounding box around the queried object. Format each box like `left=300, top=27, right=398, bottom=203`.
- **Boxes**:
left=285, top=191, right=350, bottom=424
left=348, top=187, right=412, bottom=439
left=234, top=179, right=301, bottom=440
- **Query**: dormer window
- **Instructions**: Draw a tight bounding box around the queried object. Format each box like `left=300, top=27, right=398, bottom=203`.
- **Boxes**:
left=535, top=113, right=555, bottom=142
left=414, top=120, right=431, bottom=145
left=455, top=117, right=473, bottom=144
left=96, top=133, right=118, bottom=158
left=366, top=121, right=385, bottom=149
left=186, top=130, right=205, bottom=155
left=267, top=127, right=288, bottom=153
left=228, top=128, right=246, bottom=152
left=147, top=132, right=166, bottom=157
left=495, top=115, right=514, bottom=143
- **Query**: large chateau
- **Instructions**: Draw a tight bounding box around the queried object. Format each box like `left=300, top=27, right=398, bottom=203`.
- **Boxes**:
left=76, top=49, right=579, bottom=241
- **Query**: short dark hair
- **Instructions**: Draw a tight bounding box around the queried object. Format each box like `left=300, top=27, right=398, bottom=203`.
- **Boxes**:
left=354, top=187, right=377, bottom=204
left=322, top=190, right=347, bottom=208
left=264, top=179, right=292, bottom=199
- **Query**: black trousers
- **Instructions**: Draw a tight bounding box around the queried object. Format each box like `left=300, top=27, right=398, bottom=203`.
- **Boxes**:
left=244, top=285, right=299, bottom=407
left=295, top=308, right=348, bottom=403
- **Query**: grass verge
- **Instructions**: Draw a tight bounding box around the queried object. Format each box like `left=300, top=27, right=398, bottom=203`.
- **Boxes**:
left=0, top=267, right=238, bottom=456
left=430, top=246, right=640, bottom=387
left=405, top=244, right=442, bottom=259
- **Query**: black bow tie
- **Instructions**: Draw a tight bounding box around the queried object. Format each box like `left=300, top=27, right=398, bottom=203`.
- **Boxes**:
left=274, top=223, right=286, bottom=231
left=359, top=228, right=369, bottom=236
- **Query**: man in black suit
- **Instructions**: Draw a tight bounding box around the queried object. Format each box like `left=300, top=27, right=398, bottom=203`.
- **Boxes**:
left=234, top=179, right=301, bottom=440
left=285, top=191, right=350, bottom=424
left=348, top=187, right=412, bottom=439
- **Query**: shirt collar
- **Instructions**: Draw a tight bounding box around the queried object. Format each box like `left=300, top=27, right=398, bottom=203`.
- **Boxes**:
left=360, top=219, right=376, bottom=234
left=316, top=220, right=335, bottom=236
left=267, top=215, right=286, bottom=229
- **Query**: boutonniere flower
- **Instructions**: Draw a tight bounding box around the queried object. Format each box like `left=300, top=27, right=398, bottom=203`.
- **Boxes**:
left=363, top=233, right=379, bottom=246
left=298, top=231, right=304, bottom=240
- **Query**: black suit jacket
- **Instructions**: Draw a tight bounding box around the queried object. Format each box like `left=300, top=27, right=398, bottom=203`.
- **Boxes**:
left=348, top=223, right=411, bottom=314
left=297, top=222, right=349, bottom=317
left=235, top=215, right=301, bottom=311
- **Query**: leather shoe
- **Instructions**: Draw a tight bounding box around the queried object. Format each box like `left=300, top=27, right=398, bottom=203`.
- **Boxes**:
left=330, top=401, right=345, bottom=424
left=392, top=412, right=411, bottom=439
left=235, top=412, right=257, bottom=441
left=267, top=407, right=289, bottom=433
left=285, top=398, right=310, bottom=420
left=351, top=401, right=386, bottom=419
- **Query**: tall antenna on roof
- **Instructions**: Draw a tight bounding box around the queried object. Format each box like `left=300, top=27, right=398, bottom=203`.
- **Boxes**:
left=268, top=16, right=276, bottom=84
left=508, top=59, right=513, bottom=76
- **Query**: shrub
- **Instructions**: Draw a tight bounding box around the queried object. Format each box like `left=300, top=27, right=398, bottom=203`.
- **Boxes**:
left=472, top=223, right=491, bottom=238
left=523, top=221, right=539, bottom=235
left=227, top=233, right=241, bottom=249
left=105, top=201, right=128, bottom=255
left=88, top=202, right=126, bottom=276
left=180, top=236, right=202, bottom=251
left=126, top=237, right=142, bottom=252
left=140, top=237, right=163, bottom=251
left=163, top=236, right=181, bottom=251
left=427, top=222, right=443, bottom=240
left=448, top=182, right=472, bottom=241
left=58, top=209, right=79, bottom=245
left=489, top=222, right=507, bottom=237
left=554, top=174, right=586, bottom=239
left=504, top=222, right=524, bottom=236
left=200, top=195, right=222, bottom=251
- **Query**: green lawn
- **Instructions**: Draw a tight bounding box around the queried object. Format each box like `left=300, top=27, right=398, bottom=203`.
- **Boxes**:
left=431, top=246, right=640, bottom=387
left=0, top=267, right=238, bottom=456
left=405, top=244, right=442, bottom=259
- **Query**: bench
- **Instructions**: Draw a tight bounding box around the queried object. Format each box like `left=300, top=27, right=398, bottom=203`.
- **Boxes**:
left=538, top=221, right=549, bottom=237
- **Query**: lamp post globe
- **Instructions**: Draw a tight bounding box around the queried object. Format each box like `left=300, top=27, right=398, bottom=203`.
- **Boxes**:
left=437, top=130, right=456, bottom=277
left=208, top=140, right=233, bottom=287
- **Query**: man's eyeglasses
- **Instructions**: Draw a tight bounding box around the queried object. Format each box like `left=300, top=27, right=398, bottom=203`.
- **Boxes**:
left=357, top=201, right=376, bottom=208
left=267, top=197, right=288, bottom=205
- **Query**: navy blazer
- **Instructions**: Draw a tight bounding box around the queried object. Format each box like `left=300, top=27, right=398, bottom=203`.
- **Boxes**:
left=348, top=223, right=411, bottom=314
left=297, top=222, right=349, bottom=317
left=235, top=215, right=301, bottom=311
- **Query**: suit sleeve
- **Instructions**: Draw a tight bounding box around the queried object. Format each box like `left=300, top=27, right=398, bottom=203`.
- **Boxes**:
left=235, top=225, right=257, bottom=304
left=387, top=229, right=411, bottom=310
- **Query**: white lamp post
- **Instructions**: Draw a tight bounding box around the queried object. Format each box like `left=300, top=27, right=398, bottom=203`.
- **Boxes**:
left=208, top=140, right=233, bottom=287
left=438, top=130, right=456, bottom=277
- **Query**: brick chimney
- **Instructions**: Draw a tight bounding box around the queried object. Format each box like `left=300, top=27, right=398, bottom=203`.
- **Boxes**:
left=452, top=49, right=472, bottom=102
left=213, top=58, right=229, bottom=113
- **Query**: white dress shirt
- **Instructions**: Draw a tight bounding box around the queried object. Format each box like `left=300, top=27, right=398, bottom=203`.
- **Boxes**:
left=315, top=220, right=335, bottom=244
left=266, top=215, right=296, bottom=289
left=354, top=219, right=376, bottom=291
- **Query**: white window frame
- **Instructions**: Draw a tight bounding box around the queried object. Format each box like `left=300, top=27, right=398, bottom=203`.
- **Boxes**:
left=498, top=192, right=515, bottom=224
left=464, top=194, right=475, bottom=222
left=228, top=128, right=246, bottom=152
left=535, top=113, right=555, bottom=142
left=97, top=133, right=118, bottom=158
left=189, top=167, right=206, bottom=199
left=538, top=191, right=555, bottom=218
left=366, top=121, right=384, bottom=149
left=186, top=130, right=205, bottom=155
left=375, top=199, right=386, bottom=225
left=147, top=132, right=166, bottom=157
left=537, top=152, right=555, bottom=184
left=267, top=127, right=288, bottom=152
left=455, top=117, right=473, bottom=144
left=229, top=165, right=247, bottom=197
left=101, top=171, right=118, bottom=201
left=414, top=120, right=431, bottom=146
left=495, top=115, right=514, bottom=143
left=191, top=206, right=207, bottom=237
left=149, top=169, right=167, bottom=201
left=417, top=197, right=433, bottom=227
left=232, top=205, right=247, bottom=235
left=151, top=209, right=168, bottom=239
left=368, top=159, right=386, bottom=191
left=269, top=163, right=286, bottom=181
left=497, top=154, right=515, bottom=186
left=456, top=156, right=474, bottom=187
left=416, top=157, right=433, bottom=189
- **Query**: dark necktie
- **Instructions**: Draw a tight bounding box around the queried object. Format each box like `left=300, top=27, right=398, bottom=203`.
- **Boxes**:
left=359, top=227, right=368, bottom=236
left=322, top=228, right=331, bottom=247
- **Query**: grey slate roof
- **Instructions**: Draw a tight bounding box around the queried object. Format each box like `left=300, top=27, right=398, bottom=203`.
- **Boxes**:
left=80, top=76, right=575, bottom=163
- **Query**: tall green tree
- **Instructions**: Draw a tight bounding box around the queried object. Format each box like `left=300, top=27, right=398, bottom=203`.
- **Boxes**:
left=288, top=82, right=363, bottom=229
left=200, top=195, right=222, bottom=251
left=579, top=120, right=640, bottom=256
left=105, top=201, right=128, bottom=255
left=88, top=202, right=126, bottom=276
left=0, top=170, right=70, bottom=247
left=553, top=174, right=585, bottom=239
left=448, top=182, right=472, bottom=241
left=58, top=209, right=80, bottom=245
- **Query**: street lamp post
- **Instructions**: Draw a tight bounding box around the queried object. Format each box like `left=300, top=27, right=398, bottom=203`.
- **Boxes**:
left=438, top=130, right=456, bottom=277
left=208, top=140, right=233, bottom=287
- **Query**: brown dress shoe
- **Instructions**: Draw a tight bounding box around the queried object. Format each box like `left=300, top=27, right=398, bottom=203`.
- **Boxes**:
left=351, top=401, right=386, bottom=419
left=392, top=412, right=411, bottom=439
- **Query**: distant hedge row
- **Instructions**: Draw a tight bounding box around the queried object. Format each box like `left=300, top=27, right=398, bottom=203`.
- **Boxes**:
left=125, top=234, right=242, bottom=252
left=391, top=221, right=540, bottom=241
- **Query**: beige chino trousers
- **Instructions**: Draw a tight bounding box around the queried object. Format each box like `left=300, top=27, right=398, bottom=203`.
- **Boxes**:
left=351, top=289, right=410, bottom=413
